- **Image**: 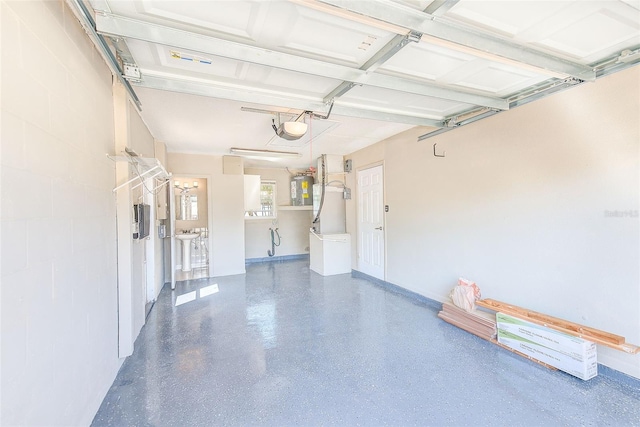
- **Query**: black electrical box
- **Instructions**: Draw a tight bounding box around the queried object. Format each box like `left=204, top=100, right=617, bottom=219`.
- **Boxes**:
left=133, top=204, right=150, bottom=239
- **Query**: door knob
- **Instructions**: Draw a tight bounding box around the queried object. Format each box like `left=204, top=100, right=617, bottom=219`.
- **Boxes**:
left=375, top=226, right=383, bottom=230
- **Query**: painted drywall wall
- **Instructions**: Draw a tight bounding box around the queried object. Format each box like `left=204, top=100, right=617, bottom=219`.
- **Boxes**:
left=167, top=153, right=245, bottom=276
left=244, top=167, right=313, bottom=259
left=345, top=67, right=640, bottom=379
left=1, top=1, right=121, bottom=424
left=128, top=102, right=156, bottom=339
left=174, top=176, right=208, bottom=230
left=153, top=140, right=168, bottom=296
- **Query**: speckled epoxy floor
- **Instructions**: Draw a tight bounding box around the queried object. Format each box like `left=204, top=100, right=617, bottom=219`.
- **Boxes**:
left=92, top=259, right=640, bottom=426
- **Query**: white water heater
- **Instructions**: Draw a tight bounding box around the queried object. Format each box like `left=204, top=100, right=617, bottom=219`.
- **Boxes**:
left=291, top=175, right=314, bottom=206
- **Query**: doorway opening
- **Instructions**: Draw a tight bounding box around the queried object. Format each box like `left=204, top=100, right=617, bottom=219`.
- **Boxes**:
left=170, top=176, right=210, bottom=284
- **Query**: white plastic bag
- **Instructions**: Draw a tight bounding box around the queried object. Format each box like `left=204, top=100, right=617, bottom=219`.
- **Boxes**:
left=449, top=277, right=481, bottom=312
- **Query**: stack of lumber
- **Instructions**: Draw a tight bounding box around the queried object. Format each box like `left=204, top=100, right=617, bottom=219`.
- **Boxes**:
left=437, top=297, right=639, bottom=377
left=438, top=301, right=497, bottom=341
left=476, top=298, right=640, bottom=354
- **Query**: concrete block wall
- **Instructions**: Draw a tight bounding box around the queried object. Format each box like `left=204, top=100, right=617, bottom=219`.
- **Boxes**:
left=1, top=1, right=122, bottom=424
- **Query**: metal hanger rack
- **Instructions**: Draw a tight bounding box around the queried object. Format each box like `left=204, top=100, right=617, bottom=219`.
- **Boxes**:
left=108, top=151, right=171, bottom=193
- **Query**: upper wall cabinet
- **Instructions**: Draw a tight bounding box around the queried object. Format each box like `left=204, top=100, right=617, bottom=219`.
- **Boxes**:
left=244, top=175, right=261, bottom=212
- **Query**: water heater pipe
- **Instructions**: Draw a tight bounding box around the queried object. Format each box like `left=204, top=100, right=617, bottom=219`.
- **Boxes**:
left=312, top=154, right=327, bottom=229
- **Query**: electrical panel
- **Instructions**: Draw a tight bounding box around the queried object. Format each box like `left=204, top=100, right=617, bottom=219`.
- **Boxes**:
left=133, top=204, right=150, bottom=239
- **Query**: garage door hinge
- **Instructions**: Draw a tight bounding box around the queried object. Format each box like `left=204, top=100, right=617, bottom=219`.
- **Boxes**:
left=123, top=63, right=141, bottom=81
left=408, top=31, right=423, bottom=43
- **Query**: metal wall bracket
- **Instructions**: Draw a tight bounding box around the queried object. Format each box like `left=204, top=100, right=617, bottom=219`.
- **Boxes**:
left=444, top=117, right=459, bottom=128
left=123, top=63, right=141, bottom=81
left=407, top=30, right=423, bottom=43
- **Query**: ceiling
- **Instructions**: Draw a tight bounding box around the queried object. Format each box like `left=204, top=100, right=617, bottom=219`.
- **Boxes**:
left=77, top=0, right=640, bottom=169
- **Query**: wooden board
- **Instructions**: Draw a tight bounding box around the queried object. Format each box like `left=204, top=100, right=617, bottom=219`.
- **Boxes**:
left=441, top=302, right=496, bottom=326
left=477, top=299, right=624, bottom=344
left=438, top=311, right=495, bottom=340
left=491, top=339, right=559, bottom=371
left=438, top=305, right=557, bottom=371
left=438, top=310, right=495, bottom=334
left=477, top=299, right=640, bottom=354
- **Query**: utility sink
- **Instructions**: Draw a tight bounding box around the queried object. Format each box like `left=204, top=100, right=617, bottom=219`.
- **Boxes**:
left=176, top=233, right=199, bottom=271
left=176, top=233, right=199, bottom=241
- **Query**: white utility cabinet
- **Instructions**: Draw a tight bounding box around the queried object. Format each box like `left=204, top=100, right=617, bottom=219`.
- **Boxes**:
left=310, top=232, right=351, bottom=276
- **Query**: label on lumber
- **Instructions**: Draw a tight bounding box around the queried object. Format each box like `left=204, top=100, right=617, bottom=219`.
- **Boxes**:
left=497, top=312, right=597, bottom=381
left=497, top=313, right=595, bottom=360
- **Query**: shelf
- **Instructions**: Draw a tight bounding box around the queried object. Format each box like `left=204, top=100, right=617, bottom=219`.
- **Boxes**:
left=279, top=205, right=313, bottom=211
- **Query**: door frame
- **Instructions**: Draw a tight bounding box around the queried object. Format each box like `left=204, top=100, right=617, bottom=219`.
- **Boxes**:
left=168, top=174, right=214, bottom=288
left=168, top=177, right=176, bottom=290
left=356, top=161, right=386, bottom=281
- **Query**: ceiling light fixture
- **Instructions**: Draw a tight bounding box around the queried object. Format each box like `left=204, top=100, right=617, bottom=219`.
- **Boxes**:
left=175, top=180, right=198, bottom=192
left=229, top=148, right=302, bottom=159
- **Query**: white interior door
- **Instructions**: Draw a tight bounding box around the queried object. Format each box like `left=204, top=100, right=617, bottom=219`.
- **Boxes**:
left=357, top=165, right=385, bottom=280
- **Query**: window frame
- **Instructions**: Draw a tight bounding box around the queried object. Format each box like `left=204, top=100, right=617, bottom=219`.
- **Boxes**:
left=245, top=180, right=277, bottom=220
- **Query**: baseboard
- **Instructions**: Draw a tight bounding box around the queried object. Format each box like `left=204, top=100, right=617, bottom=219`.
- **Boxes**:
left=350, top=269, right=442, bottom=311
left=350, top=269, right=640, bottom=389
left=246, top=254, right=309, bottom=264
left=597, top=364, right=640, bottom=389
left=175, top=263, right=208, bottom=270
